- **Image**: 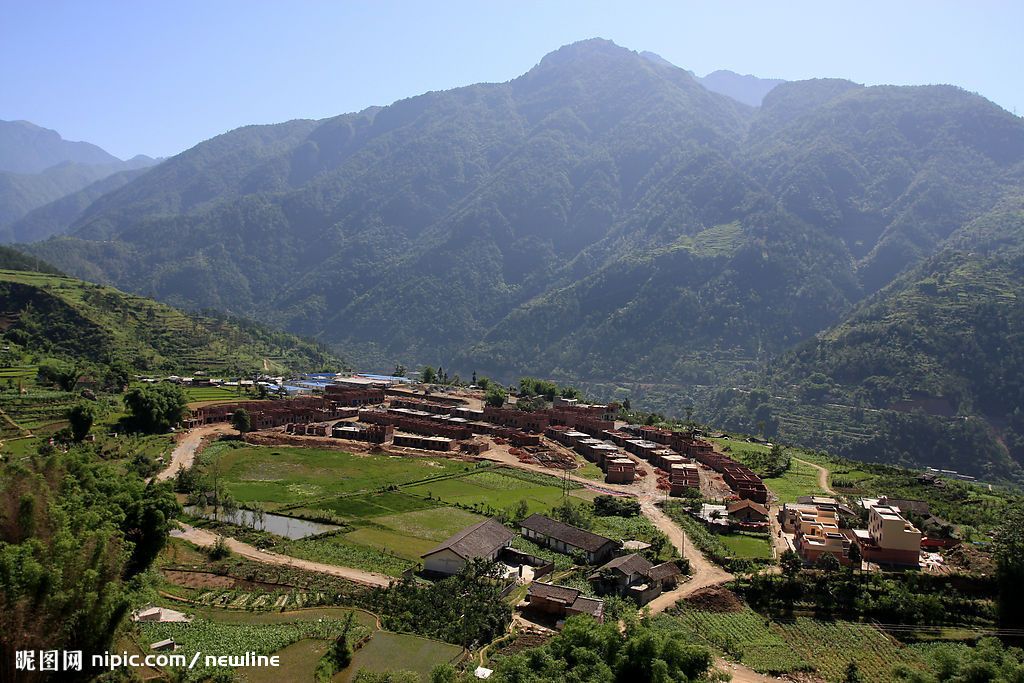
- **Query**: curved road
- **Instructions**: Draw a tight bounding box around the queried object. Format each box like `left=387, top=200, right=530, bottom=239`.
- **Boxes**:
left=793, top=456, right=835, bottom=495
left=170, top=522, right=393, bottom=588
left=153, top=423, right=234, bottom=482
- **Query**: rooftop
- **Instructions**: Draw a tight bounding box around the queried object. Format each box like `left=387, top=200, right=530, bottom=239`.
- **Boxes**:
left=521, top=514, right=616, bottom=553
left=422, top=519, right=515, bottom=560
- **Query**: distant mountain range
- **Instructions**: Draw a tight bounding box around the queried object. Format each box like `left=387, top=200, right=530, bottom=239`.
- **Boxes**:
left=11, top=38, right=1024, bottom=479
left=0, top=119, right=157, bottom=239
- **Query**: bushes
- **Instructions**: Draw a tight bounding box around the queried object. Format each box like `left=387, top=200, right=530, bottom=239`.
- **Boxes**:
left=593, top=495, right=641, bottom=517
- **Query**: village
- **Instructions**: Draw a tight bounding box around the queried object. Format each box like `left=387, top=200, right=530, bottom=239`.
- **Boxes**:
left=162, top=371, right=946, bottom=630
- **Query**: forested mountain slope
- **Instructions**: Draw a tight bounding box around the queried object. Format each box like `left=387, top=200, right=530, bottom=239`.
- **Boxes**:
left=711, top=198, right=1024, bottom=481
left=19, top=39, right=1024, bottom=477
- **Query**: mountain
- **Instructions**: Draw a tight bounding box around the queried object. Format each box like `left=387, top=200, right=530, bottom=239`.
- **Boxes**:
left=697, top=70, right=786, bottom=106
left=0, top=244, right=63, bottom=274
left=0, top=268, right=343, bottom=377
left=21, top=39, right=1024, bottom=476
left=710, top=197, right=1024, bottom=481
left=0, top=119, right=120, bottom=174
left=2, top=166, right=151, bottom=243
left=638, top=53, right=785, bottom=107
left=0, top=120, right=158, bottom=236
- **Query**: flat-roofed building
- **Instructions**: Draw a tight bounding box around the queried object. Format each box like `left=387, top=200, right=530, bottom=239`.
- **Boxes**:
left=857, top=505, right=922, bottom=567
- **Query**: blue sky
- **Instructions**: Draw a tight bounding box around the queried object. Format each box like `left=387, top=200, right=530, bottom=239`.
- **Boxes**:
left=2, top=1, right=1021, bottom=159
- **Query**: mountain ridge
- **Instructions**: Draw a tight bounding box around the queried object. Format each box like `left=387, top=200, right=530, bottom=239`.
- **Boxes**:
left=18, top=39, right=1024, bottom=477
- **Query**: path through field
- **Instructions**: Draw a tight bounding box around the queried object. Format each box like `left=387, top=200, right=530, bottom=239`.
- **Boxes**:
left=793, top=456, right=834, bottom=494
left=170, top=522, right=394, bottom=587
left=153, top=423, right=234, bottom=482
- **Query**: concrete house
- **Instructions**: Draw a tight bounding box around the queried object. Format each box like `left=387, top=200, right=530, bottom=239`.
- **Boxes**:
left=421, top=519, right=516, bottom=576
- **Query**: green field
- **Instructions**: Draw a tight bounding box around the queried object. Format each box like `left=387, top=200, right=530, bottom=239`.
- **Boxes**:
left=339, top=630, right=463, bottom=682
left=717, top=533, right=773, bottom=560
left=404, top=468, right=589, bottom=515
left=0, top=365, right=36, bottom=380
left=240, top=639, right=330, bottom=683
left=711, top=437, right=829, bottom=503
left=210, top=447, right=592, bottom=576
left=139, top=615, right=371, bottom=683
left=185, top=385, right=248, bottom=402
left=762, top=458, right=829, bottom=503
left=666, top=606, right=942, bottom=682
left=214, top=445, right=473, bottom=506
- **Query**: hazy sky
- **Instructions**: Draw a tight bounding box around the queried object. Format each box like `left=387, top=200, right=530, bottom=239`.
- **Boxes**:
left=2, top=1, right=1021, bottom=159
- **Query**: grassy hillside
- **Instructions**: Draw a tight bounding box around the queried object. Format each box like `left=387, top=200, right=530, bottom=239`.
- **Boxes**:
left=0, top=269, right=344, bottom=377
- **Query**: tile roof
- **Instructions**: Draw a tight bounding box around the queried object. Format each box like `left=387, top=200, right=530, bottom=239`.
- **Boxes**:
left=528, top=582, right=581, bottom=605
left=520, top=514, right=616, bottom=554
left=597, top=553, right=654, bottom=577
left=727, top=499, right=769, bottom=516
left=422, top=519, right=515, bottom=560
left=646, top=561, right=684, bottom=581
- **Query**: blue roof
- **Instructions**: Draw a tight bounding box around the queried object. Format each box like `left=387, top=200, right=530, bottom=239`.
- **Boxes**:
left=358, top=373, right=413, bottom=382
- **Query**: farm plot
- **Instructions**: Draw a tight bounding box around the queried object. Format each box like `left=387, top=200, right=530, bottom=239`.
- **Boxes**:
left=669, top=606, right=928, bottom=682
left=139, top=616, right=370, bottom=683
left=339, top=630, right=463, bottom=682
left=762, top=458, right=828, bottom=503
left=215, top=445, right=471, bottom=506
left=403, top=467, right=586, bottom=515
left=286, top=506, right=487, bottom=569
left=718, top=533, right=773, bottom=560
left=185, top=385, right=245, bottom=402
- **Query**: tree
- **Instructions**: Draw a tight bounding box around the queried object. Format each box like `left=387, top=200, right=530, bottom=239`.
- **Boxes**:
left=231, top=408, right=251, bottom=434
left=37, top=359, right=78, bottom=391
left=392, top=364, right=406, bottom=377
left=552, top=499, right=592, bottom=530
left=781, top=549, right=803, bottom=578
left=842, top=660, right=864, bottom=683
left=485, top=385, right=507, bottom=407
left=994, top=503, right=1024, bottom=626
left=67, top=402, right=95, bottom=442
left=847, top=541, right=862, bottom=570
left=124, top=383, right=188, bottom=433
left=421, top=366, right=437, bottom=384
left=593, top=495, right=641, bottom=517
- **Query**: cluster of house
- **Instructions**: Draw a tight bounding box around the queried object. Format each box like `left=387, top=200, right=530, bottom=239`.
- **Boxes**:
left=781, top=496, right=924, bottom=568
left=420, top=512, right=683, bottom=626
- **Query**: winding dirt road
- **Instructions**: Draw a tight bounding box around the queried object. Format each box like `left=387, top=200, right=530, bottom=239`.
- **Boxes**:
left=153, top=423, right=234, bottom=482
left=170, top=522, right=393, bottom=587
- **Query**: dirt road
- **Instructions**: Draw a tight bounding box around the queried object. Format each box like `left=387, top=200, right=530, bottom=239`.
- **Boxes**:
left=170, top=522, right=393, bottom=587
left=794, top=456, right=834, bottom=495
left=153, top=423, right=233, bottom=482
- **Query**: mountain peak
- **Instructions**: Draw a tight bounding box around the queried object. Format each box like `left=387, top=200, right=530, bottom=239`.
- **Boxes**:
left=0, top=118, right=121, bottom=173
